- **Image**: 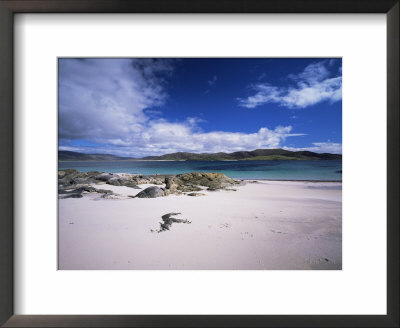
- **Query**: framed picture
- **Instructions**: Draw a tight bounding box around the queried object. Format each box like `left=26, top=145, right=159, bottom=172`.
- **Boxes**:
left=0, top=0, right=398, bottom=327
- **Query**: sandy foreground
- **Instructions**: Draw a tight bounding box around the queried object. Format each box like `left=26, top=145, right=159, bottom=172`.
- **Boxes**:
left=59, top=180, right=342, bottom=270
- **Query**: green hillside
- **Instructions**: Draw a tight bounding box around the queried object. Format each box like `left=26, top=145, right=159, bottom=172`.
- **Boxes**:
left=59, top=149, right=342, bottom=161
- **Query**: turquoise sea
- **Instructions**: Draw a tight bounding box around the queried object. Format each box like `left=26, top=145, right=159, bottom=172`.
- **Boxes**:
left=58, top=160, right=342, bottom=181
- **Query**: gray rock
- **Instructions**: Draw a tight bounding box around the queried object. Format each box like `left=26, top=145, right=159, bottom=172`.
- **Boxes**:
left=86, top=171, right=100, bottom=177
left=58, top=170, right=67, bottom=179
left=71, top=177, right=94, bottom=185
left=135, top=186, right=166, bottom=198
left=77, top=186, right=97, bottom=193
left=122, top=182, right=141, bottom=189
left=106, top=177, right=122, bottom=186
left=58, top=185, right=98, bottom=198
left=187, top=193, right=206, bottom=197
left=95, top=188, right=114, bottom=195
left=176, top=172, right=238, bottom=190
left=107, top=177, right=141, bottom=189
left=132, top=176, right=165, bottom=185
left=94, top=173, right=113, bottom=182
left=178, top=184, right=202, bottom=192
left=61, top=193, right=83, bottom=199
left=165, top=176, right=179, bottom=191
left=58, top=169, right=79, bottom=179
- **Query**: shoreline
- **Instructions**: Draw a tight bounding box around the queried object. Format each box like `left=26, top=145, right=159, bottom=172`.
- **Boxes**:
left=58, top=168, right=341, bottom=183
left=241, top=178, right=342, bottom=183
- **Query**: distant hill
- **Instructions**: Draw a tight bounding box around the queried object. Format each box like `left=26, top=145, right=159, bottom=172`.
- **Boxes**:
left=142, top=149, right=342, bottom=161
left=59, top=149, right=341, bottom=161
left=59, top=151, right=131, bottom=161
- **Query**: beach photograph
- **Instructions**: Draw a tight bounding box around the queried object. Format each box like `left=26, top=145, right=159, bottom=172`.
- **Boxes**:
left=58, top=58, right=342, bottom=270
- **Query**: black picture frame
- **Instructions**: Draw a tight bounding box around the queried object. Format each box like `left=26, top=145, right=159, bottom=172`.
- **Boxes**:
left=0, top=0, right=398, bottom=327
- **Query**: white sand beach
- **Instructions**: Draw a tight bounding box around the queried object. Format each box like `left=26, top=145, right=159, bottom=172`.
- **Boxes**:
left=58, top=180, right=342, bottom=270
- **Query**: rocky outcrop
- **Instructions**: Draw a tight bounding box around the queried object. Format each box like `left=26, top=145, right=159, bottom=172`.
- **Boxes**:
left=163, top=172, right=238, bottom=194
left=94, top=172, right=113, bottom=182
left=135, top=186, right=166, bottom=198
left=58, top=169, right=89, bottom=187
left=58, top=185, right=116, bottom=199
left=178, top=172, right=237, bottom=188
left=107, top=176, right=141, bottom=188
left=58, top=170, right=239, bottom=199
left=58, top=170, right=130, bottom=199
left=165, top=176, right=179, bottom=191
left=58, top=170, right=141, bottom=190
left=131, top=175, right=165, bottom=185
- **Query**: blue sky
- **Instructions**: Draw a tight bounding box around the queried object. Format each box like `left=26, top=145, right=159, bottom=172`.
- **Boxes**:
left=58, top=58, right=342, bottom=157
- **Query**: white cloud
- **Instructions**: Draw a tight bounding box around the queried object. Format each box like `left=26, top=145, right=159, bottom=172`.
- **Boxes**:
left=283, top=142, right=342, bottom=154
left=208, top=75, right=217, bottom=86
left=60, top=123, right=305, bottom=158
left=135, top=123, right=305, bottom=157
left=59, top=58, right=173, bottom=141
left=289, top=61, right=330, bottom=84
left=237, top=61, right=342, bottom=109
left=257, top=73, right=266, bottom=80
